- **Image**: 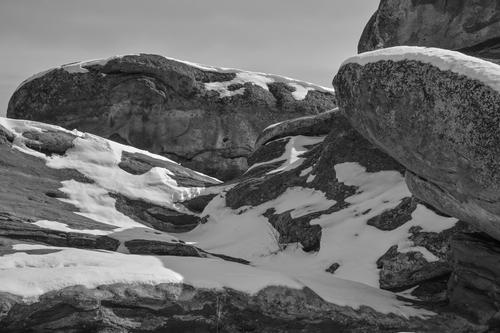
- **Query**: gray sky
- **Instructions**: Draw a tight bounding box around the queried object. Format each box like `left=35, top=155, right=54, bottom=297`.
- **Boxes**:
left=0, top=0, right=378, bottom=115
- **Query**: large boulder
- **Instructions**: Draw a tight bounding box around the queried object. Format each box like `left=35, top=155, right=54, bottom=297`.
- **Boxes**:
left=359, top=0, right=500, bottom=61
left=7, top=54, right=336, bottom=180
left=333, top=46, right=500, bottom=242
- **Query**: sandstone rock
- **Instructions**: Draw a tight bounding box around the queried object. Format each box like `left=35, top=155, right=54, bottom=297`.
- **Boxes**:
left=333, top=48, right=500, bottom=241
left=359, top=0, right=500, bottom=61
left=7, top=54, right=336, bottom=180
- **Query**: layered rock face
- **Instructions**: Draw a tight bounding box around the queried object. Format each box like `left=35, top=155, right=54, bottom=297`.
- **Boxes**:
left=334, top=46, right=500, bottom=242
left=7, top=54, right=336, bottom=180
left=359, top=0, right=500, bottom=60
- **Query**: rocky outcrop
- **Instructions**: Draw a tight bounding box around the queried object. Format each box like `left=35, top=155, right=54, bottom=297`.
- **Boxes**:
left=448, top=232, right=500, bottom=326
left=359, top=0, right=500, bottom=61
left=254, top=109, right=339, bottom=149
left=0, top=113, right=488, bottom=332
left=0, top=282, right=473, bottom=333
left=376, top=221, right=474, bottom=293
left=7, top=54, right=336, bottom=180
left=333, top=47, right=500, bottom=242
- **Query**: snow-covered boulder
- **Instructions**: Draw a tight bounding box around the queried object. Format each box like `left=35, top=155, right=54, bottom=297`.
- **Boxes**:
left=358, top=0, right=500, bottom=61
left=7, top=54, right=336, bottom=181
left=0, top=115, right=481, bottom=332
left=224, top=110, right=468, bottom=304
left=333, top=46, right=500, bottom=243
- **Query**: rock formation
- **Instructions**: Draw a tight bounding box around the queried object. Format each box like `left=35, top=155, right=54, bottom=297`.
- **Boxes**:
left=7, top=54, right=336, bottom=180
left=359, top=0, right=500, bottom=61
left=0, top=115, right=482, bottom=332
left=334, top=46, right=500, bottom=242
left=333, top=46, right=500, bottom=327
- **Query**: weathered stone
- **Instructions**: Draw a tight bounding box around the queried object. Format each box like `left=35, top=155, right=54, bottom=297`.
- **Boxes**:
left=376, top=245, right=451, bottom=291
left=359, top=0, right=500, bottom=61
left=247, top=138, right=289, bottom=168
left=22, top=129, right=76, bottom=156
left=118, top=150, right=219, bottom=187
left=0, top=125, right=14, bottom=144
left=112, top=193, right=202, bottom=233
left=254, top=109, right=339, bottom=149
left=263, top=208, right=322, bottom=252
left=124, top=239, right=202, bottom=257
left=0, top=213, right=119, bottom=251
left=367, top=197, right=417, bottom=231
left=0, top=134, right=110, bottom=233
left=448, top=232, right=500, bottom=325
left=376, top=221, right=474, bottom=293
left=333, top=57, right=500, bottom=241
left=8, top=54, right=336, bottom=180
left=0, top=283, right=481, bottom=333
left=178, top=194, right=217, bottom=213
left=325, top=263, right=340, bottom=274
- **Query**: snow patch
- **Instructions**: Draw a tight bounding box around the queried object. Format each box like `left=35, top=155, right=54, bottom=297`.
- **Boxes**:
left=288, top=82, right=315, bottom=100
left=246, top=135, right=325, bottom=175
left=33, top=220, right=109, bottom=235
left=204, top=70, right=333, bottom=100
left=0, top=244, right=303, bottom=300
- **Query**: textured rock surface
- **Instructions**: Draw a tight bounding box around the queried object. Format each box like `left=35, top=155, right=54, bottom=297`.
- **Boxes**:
left=0, top=115, right=488, bottom=332
left=359, top=0, right=500, bottom=60
left=0, top=282, right=469, bottom=333
left=7, top=54, right=336, bottom=180
left=333, top=57, right=500, bottom=241
left=376, top=221, right=474, bottom=293
left=448, top=232, right=500, bottom=326
left=227, top=110, right=402, bottom=251
left=255, top=108, right=338, bottom=149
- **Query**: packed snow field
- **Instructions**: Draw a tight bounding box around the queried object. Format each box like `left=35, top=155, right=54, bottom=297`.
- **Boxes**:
left=0, top=115, right=460, bottom=319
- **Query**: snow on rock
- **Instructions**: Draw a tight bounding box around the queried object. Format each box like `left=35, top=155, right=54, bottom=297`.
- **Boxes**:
left=0, top=244, right=303, bottom=300
left=246, top=135, right=325, bottom=174
left=342, top=46, right=500, bottom=94
left=179, top=191, right=433, bottom=317
left=33, top=220, right=109, bottom=236
left=204, top=69, right=334, bottom=100
left=0, top=117, right=220, bottom=246
left=0, top=116, right=445, bottom=320
left=179, top=158, right=456, bottom=315
left=15, top=53, right=335, bottom=102
left=61, top=56, right=125, bottom=73
left=15, top=55, right=131, bottom=91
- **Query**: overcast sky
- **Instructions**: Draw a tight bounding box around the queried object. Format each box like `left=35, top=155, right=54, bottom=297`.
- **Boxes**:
left=0, top=0, right=378, bottom=115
